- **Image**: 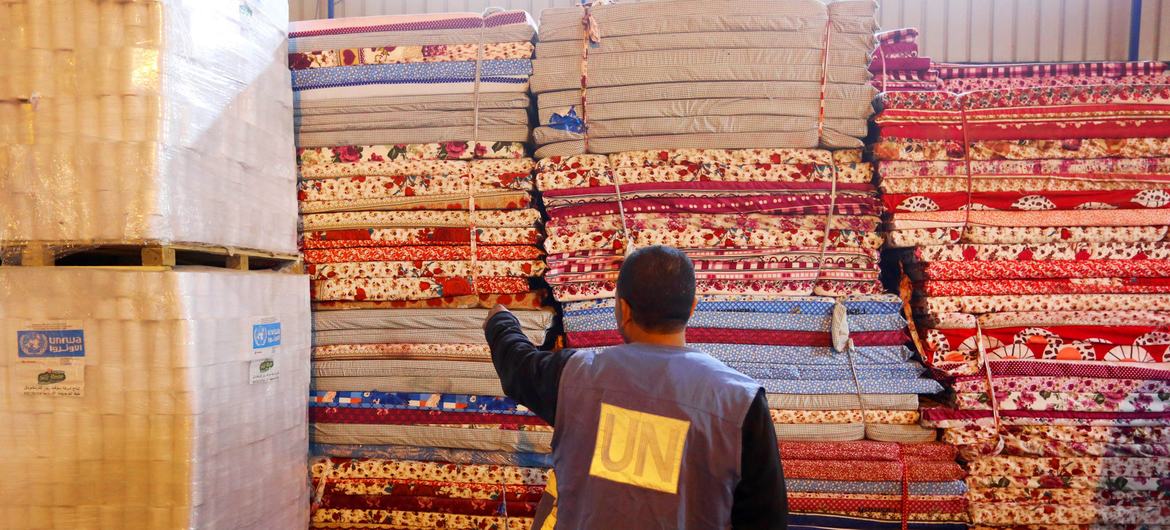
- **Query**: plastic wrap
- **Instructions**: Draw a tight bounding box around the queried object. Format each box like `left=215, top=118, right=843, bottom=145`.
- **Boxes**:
left=0, top=0, right=297, bottom=255
left=0, top=267, right=310, bottom=529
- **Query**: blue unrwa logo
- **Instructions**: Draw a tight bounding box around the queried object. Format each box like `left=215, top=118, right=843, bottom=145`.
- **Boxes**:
left=252, top=322, right=281, bottom=349
left=18, top=330, right=85, bottom=358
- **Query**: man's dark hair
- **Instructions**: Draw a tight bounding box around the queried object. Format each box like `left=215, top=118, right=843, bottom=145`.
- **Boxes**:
left=615, top=245, right=696, bottom=333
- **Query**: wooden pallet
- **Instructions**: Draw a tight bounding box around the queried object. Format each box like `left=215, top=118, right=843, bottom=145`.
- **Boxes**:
left=2, top=241, right=303, bottom=273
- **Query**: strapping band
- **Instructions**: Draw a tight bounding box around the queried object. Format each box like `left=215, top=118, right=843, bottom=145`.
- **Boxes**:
left=895, top=445, right=910, bottom=530
left=471, top=14, right=485, bottom=142
left=812, top=160, right=841, bottom=293
left=578, top=3, right=604, bottom=153
left=840, top=321, right=868, bottom=413
left=841, top=347, right=869, bottom=429
left=975, top=319, right=1006, bottom=456
left=466, top=7, right=504, bottom=296
left=468, top=168, right=480, bottom=294
left=472, top=8, right=505, bottom=144
left=496, top=474, right=510, bottom=526
left=311, top=458, right=336, bottom=509
left=816, top=18, right=834, bottom=146
left=611, top=166, right=635, bottom=255
left=958, top=91, right=976, bottom=243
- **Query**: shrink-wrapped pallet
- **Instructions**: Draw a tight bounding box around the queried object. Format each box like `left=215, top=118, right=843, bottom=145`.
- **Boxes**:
left=0, top=0, right=297, bottom=254
left=0, top=267, right=310, bottom=529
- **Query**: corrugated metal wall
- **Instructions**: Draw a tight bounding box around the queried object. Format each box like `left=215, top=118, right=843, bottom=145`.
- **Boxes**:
left=877, top=0, right=1168, bottom=62
left=1139, top=0, right=1170, bottom=61
left=289, top=0, right=1170, bottom=61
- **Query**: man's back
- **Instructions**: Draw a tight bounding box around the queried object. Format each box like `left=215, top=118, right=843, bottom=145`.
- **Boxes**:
left=485, top=245, right=787, bottom=529
left=553, top=343, right=761, bottom=529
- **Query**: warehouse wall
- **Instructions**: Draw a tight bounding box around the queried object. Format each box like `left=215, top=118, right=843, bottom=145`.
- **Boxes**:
left=289, top=0, right=1170, bottom=62
left=1138, top=0, right=1170, bottom=61
left=877, top=0, right=1169, bottom=62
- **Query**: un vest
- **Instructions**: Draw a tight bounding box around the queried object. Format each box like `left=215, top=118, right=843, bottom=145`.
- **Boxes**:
left=545, top=343, right=761, bottom=529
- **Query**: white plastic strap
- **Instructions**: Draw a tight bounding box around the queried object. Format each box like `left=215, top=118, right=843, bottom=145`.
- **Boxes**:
left=834, top=300, right=870, bottom=431
left=312, top=458, right=335, bottom=507
left=472, top=8, right=504, bottom=144
left=468, top=170, right=479, bottom=294
left=975, top=319, right=1006, bottom=456
left=812, top=161, right=840, bottom=291
left=612, top=168, right=635, bottom=255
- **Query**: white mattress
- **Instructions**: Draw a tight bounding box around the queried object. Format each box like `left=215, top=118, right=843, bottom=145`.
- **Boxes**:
left=0, top=1, right=297, bottom=253
left=0, top=267, right=311, bottom=529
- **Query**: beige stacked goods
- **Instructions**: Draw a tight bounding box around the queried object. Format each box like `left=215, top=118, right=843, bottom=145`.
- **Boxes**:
left=0, top=268, right=310, bottom=529
left=530, top=0, right=878, bottom=158
left=0, top=2, right=309, bottom=529
left=0, top=0, right=297, bottom=254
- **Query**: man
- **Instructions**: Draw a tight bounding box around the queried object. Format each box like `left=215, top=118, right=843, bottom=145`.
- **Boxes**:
left=484, top=245, right=787, bottom=529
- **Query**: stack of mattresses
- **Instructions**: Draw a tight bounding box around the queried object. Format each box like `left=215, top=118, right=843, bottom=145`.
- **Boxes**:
left=536, top=147, right=954, bottom=528
left=935, top=60, right=1169, bottom=93
left=296, top=148, right=553, bottom=472
left=539, top=148, right=884, bottom=301
left=923, top=362, right=1170, bottom=530
left=874, top=62, right=1170, bottom=529
left=310, top=457, right=546, bottom=530
left=557, top=292, right=943, bottom=444
left=529, top=0, right=879, bottom=157
left=870, top=28, right=940, bottom=92
left=289, top=10, right=535, bottom=150
left=288, top=12, right=555, bottom=530
left=781, top=441, right=969, bottom=529
left=523, top=3, right=967, bottom=527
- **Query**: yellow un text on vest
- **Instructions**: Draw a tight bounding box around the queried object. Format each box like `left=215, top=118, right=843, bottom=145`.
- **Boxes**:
left=588, top=403, right=690, bottom=494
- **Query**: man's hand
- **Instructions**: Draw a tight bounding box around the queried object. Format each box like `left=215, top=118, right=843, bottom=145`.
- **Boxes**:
left=485, top=304, right=511, bottom=331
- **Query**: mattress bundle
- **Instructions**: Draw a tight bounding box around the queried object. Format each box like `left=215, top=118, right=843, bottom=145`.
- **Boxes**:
left=299, top=141, right=556, bottom=530
left=540, top=148, right=885, bottom=299
left=922, top=362, right=1170, bottom=529
left=525, top=5, right=955, bottom=527
left=289, top=12, right=555, bottom=529
left=870, top=28, right=941, bottom=92
left=559, top=293, right=943, bottom=442
left=528, top=0, right=879, bottom=158
left=310, top=456, right=546, bottom=530
left=781, top=441, right=969, bottom=529
left=870, top=32, right=1170, bottom=97
left=874, top=62, right=1170, bottom=528
left=309, top=296, right=554, bottom=454
left=289, top=10, right=536, bottom=149
left=538, top=146, right=944, bottom=437
left=934, top=60, right=1170, bottom=94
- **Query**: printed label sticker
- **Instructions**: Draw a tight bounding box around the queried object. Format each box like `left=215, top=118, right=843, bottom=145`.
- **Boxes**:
left=18, top=329, right=85, bottom=358
left=249, top=358, right=279, bottom=384
left=252, top=320, right=282, bottom=350
left=16, top=321, right=86, bottom=397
